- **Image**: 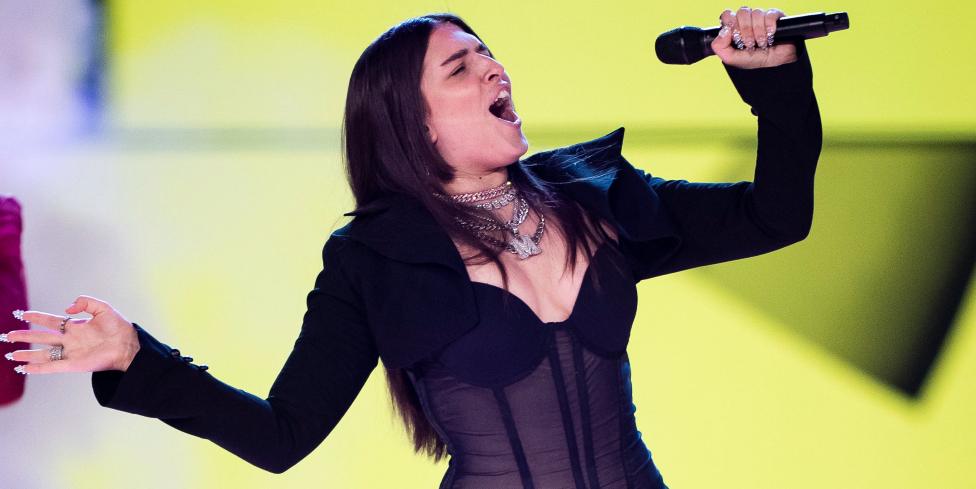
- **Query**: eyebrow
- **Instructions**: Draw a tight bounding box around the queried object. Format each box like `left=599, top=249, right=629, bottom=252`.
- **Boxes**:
left=440, top=43, right=489, bottom=67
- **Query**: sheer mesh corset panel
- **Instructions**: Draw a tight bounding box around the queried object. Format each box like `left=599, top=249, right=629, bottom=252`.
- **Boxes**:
left=406, top=242, right=669, bottom=489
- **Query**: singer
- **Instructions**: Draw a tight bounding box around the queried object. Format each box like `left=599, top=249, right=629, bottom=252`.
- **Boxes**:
left=3, top=7, right=821, bottom=488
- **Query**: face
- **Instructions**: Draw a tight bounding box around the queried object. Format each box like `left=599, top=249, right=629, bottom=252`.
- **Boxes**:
left=420, top=23, right=529, bottom=175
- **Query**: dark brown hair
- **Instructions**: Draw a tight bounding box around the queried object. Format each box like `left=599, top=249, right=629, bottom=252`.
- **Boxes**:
left=341, top=13, right=619, bottom=462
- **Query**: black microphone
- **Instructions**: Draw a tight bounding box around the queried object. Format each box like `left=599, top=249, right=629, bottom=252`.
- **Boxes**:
left=655, top=11, right=849, bottom=65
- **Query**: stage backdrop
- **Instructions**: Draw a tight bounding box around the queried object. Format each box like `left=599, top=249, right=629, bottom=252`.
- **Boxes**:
left=1, top=0, right=974, bottom=488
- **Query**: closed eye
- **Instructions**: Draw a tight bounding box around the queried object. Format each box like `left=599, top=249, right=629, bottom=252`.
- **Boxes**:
left=446, top=43, right=492, bottom=77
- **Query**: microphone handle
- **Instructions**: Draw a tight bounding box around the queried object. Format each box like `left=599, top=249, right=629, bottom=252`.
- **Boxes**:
left=701, top=11, right=848, bottom=56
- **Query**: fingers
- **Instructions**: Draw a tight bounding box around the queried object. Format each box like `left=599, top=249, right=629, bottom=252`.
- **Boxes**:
left=712, top=9, right=736, bottom=56
left=716, top=6, right=787, bottom=58
left=719, top=9, right=734, bottom=27
left=735, top=7, right=755, bottom=50
left=1, top=328, right=63, bottom=345
left=5, top=344, right=74, bottom=375
left=712, top=6, right=791, bottom=68
left=751, top=8, right=767, bottom=48
left=765, top=9, right=785, bottom=47
left=13, top=309, right=81, bottom=332
left=66, top=295, right=113, bottom=318
left=13, top=358, right=76, bottom=375
left=5, top=347, right=58, bottom=364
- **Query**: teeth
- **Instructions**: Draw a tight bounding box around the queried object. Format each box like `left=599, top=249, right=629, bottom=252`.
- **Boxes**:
left=493, top=90, right=510, bottom=104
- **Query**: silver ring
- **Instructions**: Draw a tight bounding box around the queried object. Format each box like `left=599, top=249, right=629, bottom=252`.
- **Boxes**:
left=58, top=316, right=70, bottom=334
left=49, top=345, right=64, bottom=361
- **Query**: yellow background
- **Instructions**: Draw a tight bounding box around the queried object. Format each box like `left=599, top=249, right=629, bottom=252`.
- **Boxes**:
left=2, top=1, right=974, bottom=488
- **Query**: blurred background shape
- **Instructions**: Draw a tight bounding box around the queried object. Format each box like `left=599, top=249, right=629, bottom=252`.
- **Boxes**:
left=0, top=196, right=28, bottom=406
left=0, top=0, right=104, bottom=151
left=694, top=134, right=976, bottom=397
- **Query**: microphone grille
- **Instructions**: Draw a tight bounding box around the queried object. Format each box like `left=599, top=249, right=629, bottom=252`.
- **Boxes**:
left=655, top=26, right=703, bottom=65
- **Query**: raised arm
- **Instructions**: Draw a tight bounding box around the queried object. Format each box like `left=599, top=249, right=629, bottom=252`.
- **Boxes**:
left=4, top=235, right=378, bottom=474
left=640, top=37, right=822, bottom=278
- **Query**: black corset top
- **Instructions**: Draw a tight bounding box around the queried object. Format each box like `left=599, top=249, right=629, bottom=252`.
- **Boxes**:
left=406, top=242, right=669, bottom=489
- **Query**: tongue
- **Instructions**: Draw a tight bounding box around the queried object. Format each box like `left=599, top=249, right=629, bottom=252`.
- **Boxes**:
left=497, top=106, right=518, bottom=123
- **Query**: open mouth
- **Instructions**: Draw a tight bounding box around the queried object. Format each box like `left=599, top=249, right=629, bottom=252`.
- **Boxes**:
left=488, top=90, right=519, bottom=124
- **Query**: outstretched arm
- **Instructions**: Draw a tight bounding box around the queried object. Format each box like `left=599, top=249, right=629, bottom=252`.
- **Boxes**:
left=5, top=235, right=377, bottom=474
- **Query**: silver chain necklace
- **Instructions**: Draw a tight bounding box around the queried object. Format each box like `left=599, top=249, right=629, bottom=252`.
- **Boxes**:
left=439, top=182, right=545, bottom=260
left=436, top=180, right=513, bottom=204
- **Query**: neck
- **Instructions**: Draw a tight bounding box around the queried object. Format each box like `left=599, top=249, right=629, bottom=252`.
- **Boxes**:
left=442, top=165, right=510, bottom=196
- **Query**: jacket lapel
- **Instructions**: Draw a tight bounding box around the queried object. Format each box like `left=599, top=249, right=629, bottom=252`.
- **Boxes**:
left=337, top=126, right=681, bottom=279
left=338, top=193, right=469, bottom=276
left=521, top=127, right=680, bottom=247
left=332, top=127, right=682, bottom=368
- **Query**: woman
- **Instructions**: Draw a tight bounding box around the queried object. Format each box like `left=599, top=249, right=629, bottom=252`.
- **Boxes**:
left=2, top=7, right=821, bottom=488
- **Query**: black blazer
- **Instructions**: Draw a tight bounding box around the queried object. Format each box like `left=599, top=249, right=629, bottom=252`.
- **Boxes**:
left=91, top=41, right=821, bottom=474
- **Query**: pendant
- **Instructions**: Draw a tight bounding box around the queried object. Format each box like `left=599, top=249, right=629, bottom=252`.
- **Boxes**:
left=510, top=234, right=542, bottom=260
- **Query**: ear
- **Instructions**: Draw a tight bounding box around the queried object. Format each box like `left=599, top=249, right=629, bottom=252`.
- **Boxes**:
left=425, top=124, right=438, bottom=145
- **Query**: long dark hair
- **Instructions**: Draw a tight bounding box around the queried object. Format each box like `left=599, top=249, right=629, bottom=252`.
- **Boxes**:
left=342, top=13, right=620, bottom=462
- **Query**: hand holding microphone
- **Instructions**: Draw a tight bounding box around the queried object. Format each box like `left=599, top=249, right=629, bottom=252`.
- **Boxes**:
left=712, top=7, right=797, bottom=69
left=656, top=8, right=849, bottom=66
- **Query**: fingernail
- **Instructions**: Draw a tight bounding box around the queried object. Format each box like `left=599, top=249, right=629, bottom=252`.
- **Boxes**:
left=12, top=310, right=25, bottom=321
left=0, top=333, right=9, bottom=343
left=4, top=352, right=13, bottom=361
left=719, top=25, right=729, bottom=37
left=767, top=29, right=775, bottom=46
left=14, top=365, right=27, bottom=375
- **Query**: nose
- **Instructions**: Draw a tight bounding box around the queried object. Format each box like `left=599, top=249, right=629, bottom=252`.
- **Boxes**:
left=480, top=55, right=505, bottom=83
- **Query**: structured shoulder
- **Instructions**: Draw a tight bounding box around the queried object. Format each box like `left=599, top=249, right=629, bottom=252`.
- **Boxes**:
left=320, top=223, right=480, bottom=370
left=316, top=127, right=682, bottom=367
left=319, top=229, right=376, bottom=277
left=521, top=127, right=627, bottom=182
left=521, top=127, right=684, bottom=280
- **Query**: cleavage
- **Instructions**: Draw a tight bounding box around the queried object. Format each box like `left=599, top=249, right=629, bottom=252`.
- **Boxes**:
left=465, top=243, right=605, bottom=324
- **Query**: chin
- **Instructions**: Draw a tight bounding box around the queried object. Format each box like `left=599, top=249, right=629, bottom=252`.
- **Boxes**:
left=500, top=127, right=530, bottom=160
left=495, top=138, right=529, bottom=166
left=437, top=123, right=529, bottom=168
left=511, top=135, right=530, bottom=159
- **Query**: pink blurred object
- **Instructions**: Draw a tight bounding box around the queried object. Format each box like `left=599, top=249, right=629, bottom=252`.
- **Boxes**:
left=0, top=195, right=27, bottom=406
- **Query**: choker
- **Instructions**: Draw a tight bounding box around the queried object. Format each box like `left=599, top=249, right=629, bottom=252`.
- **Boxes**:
left=435, top=180, right=513, bottom=205
left=439, top=181, right=545, bottom=260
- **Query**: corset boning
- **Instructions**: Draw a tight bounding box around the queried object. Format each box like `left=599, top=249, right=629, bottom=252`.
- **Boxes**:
left=406, top=243, right=670, bottom=489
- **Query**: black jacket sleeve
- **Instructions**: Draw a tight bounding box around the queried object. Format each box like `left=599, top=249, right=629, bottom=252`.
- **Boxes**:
left=638, top=40, right=822, bottom=278
left=90, top=235, right=379, bottom=474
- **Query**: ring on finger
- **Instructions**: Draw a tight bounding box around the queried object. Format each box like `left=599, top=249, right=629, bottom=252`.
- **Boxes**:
left=58, top=316, right=70, bottom=334
left=49, top=345, right=64, bottom=361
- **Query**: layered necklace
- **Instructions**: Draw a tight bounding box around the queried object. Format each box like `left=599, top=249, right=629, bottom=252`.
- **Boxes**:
left=435, top=180, right=545, bottom=260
